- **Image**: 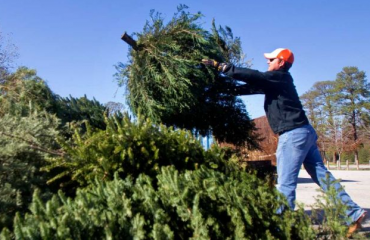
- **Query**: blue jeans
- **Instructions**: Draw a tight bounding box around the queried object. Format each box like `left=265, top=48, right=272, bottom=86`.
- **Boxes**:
left=276, top=124, right=364, bottom=224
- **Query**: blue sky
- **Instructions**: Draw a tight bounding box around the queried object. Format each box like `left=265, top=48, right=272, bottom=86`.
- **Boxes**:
left=1, top=0, right=369, bottom=118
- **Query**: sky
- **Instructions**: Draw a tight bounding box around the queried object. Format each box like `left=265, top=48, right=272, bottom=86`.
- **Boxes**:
left=1, top=0, right=369, bottom=119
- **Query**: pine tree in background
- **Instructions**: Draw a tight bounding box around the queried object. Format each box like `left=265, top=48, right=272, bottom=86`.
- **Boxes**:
left=116, top=5, right=260, bottom=148
left=333, top=66, right=370, bottom=163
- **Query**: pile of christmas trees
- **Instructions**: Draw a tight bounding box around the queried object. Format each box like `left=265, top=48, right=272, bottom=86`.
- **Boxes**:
left=0, top=6, right=355, bottom=240
left=1, top=114, right=315, bottom=239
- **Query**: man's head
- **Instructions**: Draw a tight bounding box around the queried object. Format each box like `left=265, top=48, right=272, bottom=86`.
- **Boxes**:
left=264, top=48, right=294, bottom=71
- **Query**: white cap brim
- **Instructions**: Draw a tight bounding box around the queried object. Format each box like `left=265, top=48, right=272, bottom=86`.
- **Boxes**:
left=264, top=48, right=286, bottom=59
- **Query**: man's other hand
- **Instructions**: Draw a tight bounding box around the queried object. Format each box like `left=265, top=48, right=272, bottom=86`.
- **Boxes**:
left=201, top=59, right=219, bottom=68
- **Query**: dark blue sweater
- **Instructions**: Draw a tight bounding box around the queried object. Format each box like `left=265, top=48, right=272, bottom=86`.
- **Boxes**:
left=221, top=65, right=309, bottom=134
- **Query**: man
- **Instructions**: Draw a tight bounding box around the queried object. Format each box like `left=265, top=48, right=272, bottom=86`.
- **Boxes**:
left=202, top=48, right=366, bottom=236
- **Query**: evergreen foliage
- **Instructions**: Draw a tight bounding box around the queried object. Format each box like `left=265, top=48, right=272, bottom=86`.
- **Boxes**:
left=116, top=5, right=259, bottom=148
left=55, top=94, right=108, bottom=131
left=311, top=176, right=350, bottom=238
left=1, top=167, right=315, bottom=240
left=334, top=67, right=369, bottom=161
left=1, top=8, right=363, bottom=239
left=0, top=67, right=58, bottom=117
left=309, top=175, right=368, bottom=239
left=0, top=110, right=61, bottom=230
left=43, top=113, right=237, bottom=190
left=0, top=66, right=111, bottom=230
left=0, top=66, right=110, bottom=134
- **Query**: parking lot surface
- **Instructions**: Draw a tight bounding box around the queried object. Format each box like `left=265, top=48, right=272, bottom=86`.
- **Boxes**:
left=296, top=170, right=370, bottom=234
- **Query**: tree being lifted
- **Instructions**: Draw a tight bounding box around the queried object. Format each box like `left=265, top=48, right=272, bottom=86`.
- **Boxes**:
left=117, top=5, right=260, bottom=148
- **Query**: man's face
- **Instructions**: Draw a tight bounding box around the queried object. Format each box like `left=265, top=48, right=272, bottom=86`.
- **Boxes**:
left=267, top=58, right=284, bottom=71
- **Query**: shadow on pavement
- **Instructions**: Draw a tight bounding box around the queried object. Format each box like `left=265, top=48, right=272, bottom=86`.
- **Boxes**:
left=297, top=177, right=358, bottom=184
left=303, top=208, right=370, bottom=235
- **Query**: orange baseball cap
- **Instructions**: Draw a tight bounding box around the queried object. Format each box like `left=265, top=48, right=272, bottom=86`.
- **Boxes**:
left=264, top=48, right=294, bottom=64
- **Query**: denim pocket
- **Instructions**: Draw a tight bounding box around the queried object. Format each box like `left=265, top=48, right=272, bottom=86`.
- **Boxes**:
left=291, top=129, right=310, bottom=150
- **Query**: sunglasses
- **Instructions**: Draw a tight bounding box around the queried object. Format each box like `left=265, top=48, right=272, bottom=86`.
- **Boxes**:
left=268, top=58, right=276, bottom=62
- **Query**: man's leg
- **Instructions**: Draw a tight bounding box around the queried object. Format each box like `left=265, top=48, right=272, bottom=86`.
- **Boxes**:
left=276, top=125, right=313, bottom=210
left=302, top=125, right=365, bottom=224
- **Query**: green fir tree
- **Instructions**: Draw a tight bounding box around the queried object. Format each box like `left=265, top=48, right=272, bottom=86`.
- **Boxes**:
left=43, top=113, right=236, bottom=190
left=0, top=109, right=61, bottom=230
left=1, top=167, right=315, bottom=240
left=0, top=67, right=58, bottom=117
left=116, top=5, right=259, bottom=148
left=55, top=94, right=108, bottom=132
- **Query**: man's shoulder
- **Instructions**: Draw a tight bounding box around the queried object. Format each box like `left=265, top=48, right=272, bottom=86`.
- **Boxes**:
left=265, top=70, right=292, bottom=81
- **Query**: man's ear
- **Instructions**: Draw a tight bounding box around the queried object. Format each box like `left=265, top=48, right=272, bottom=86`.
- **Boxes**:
left=278, top=59, right=286, bottom=68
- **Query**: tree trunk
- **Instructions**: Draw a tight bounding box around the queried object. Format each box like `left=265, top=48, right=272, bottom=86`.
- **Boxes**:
left=121, top=32, right=140, bottom=51
left=332, top=152, right=337, bottom=163
left=352, top=110, right=359, bottom=163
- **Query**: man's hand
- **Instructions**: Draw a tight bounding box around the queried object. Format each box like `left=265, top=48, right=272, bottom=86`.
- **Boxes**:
left=202, top=59, right=226, bottom=72
left=202, top=59, right=219, bottom=68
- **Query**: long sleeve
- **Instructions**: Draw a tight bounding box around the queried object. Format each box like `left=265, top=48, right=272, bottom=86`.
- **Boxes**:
left=221, top=64, right=286, bottom=91
left=220, top=64, right=309, bottom=134
left=220, top=84, right=264, bottom=96
left=222, top=65, right=267, bottom=84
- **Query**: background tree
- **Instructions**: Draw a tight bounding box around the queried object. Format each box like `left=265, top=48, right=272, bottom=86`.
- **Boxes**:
left=333, top=66, right=369, bottom=163
left=0, top=31, right=18, bottom=83
left=358, top=85, right=370, bottom=142
left=301, top=68, right=370, bottom=164
left=105, top=101, right=125, bottom=116
left=300, top=88, right=320, bottom=130
left=0, top=67, right=58, bottom=117
left=360, top=109, right=370, bottom=139
left=116, top=5, right=259, bottom=148
left=301, top=81, right=338, bottom=162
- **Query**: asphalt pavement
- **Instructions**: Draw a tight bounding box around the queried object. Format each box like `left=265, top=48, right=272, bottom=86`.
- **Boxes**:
left=296, top=169, right=370, bottom=235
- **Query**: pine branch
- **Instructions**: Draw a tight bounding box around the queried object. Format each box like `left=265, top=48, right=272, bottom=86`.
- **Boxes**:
left=0, top=131, right=64, bottom=156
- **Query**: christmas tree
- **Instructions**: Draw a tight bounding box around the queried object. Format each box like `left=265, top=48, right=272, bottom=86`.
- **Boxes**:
left=1, top=167, right=315, bottom=239
left=43, top=113, right=236, bottom=190
left=117, top=5, right=259, bottom=148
